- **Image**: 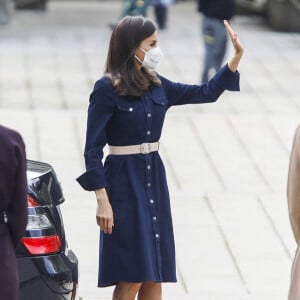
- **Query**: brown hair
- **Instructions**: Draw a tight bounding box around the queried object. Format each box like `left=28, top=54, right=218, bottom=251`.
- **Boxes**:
left=105, top=16, right=161, bottom=97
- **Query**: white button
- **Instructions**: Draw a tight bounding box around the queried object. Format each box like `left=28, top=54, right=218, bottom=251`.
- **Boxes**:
left=153, top=216, right=157, bottom=221
left=147, top=113, right=152, bottom=118
left=147, top=131, right=151, bottom=135
left=129, top=107, right=133, bottom=112
left=155, top=234, right=159, bottom=238
left=150, top=199, right=154, bottom=204
left=147, top=183, right=151, bottom=187
left=147, top=165, right=151, bottom=170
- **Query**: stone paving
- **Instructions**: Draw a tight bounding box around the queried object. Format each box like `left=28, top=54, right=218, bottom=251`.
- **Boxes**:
left=0, top=1, right=300, bottom=299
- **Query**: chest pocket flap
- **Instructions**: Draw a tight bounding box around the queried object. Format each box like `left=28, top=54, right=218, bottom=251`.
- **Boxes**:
left=151, top=97, right=168, bottom=107
left=116, top=99, right=142, bottom=112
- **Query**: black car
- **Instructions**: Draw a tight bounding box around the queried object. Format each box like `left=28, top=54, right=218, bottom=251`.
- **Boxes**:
left=17, top=160, right=78, bottom=300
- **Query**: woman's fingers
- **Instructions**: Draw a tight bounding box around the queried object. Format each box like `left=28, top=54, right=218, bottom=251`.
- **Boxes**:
left=224, top=20, right=244, bottom=56
left=107, top=218, right=114, bottom=234
left=224, top=20, right=238, bottom=45
left=96, top=215, right=101, bottom=227
left=224, top=19, right=244, bottom=72
left=224, top=20, right=235, bottom=38
left=96, top=203, right=114, bottom=234
left=97, top=215, right=114, bottom=234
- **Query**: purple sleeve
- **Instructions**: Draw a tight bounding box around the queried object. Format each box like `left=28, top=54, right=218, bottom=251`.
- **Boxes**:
left=7, top=132, right=28, bottom=248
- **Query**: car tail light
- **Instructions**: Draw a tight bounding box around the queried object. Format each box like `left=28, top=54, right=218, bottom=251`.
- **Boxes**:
left=23, top=194, right=62, bottom=255
left=21, top=235, right=62, bottom=255
left=27, top=195, right=38, bottom=207
left=26, top=214, right=53, bottom=230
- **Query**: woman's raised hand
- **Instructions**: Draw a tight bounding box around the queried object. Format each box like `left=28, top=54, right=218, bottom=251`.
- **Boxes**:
left=224, top=20, right=244, bottom=72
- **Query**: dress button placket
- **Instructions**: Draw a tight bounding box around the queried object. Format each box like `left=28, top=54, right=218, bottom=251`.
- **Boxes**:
left=144, top=98, right=162, bottom=280
left=145, top=156, right=162, bottom=280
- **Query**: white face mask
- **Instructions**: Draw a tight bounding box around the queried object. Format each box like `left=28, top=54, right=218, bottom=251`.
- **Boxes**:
left=135, top=46, right=163, bottom=70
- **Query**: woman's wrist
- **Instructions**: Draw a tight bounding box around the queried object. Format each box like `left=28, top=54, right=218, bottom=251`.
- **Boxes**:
left=228, top=54, right=242, bottom=73
left=95, top=188, right=109, bottom=203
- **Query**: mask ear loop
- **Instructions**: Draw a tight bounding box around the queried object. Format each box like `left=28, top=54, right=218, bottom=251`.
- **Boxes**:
left=134, top=55, right=143, bottom=64
left=134, top=48, right=145, bottom=64
left=139, top=47, right=147, bottom=54
left=123, top=48, right=145, bottom=66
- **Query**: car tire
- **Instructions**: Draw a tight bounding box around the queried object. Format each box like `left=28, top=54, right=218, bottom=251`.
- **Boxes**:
left=266, top=0, right=300, bottom=32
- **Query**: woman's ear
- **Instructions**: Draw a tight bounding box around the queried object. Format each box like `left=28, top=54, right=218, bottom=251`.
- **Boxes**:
left=135, top=48, right=145, bottom=62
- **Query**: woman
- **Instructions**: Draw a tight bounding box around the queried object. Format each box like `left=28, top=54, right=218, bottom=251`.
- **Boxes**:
left=77, top=16, right=243, bottom=300
left=0, top=125, right=28, bottom=300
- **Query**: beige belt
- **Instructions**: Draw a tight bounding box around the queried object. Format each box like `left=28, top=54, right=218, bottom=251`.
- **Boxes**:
left=109, top=142, right=160, bottom=155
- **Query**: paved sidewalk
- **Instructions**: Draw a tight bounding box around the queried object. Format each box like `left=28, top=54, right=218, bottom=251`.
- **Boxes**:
left=0, top=1, right=300, bottom=299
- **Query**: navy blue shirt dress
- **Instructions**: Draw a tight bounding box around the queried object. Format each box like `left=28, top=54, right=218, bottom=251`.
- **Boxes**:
left=77, top=64, right=240, bottom=287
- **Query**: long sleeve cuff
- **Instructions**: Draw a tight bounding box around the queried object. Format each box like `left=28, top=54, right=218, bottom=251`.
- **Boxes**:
left=214, top=64, right=240, bottom=91
left=76, top=167, right=108, bottom=191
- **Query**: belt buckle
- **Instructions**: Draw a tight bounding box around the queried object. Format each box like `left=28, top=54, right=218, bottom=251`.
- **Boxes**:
left=140, top=143, right=150, bottom=154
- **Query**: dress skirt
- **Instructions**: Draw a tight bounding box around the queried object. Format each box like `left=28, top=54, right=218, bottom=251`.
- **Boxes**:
left=97, top=152, right=177, bottom=287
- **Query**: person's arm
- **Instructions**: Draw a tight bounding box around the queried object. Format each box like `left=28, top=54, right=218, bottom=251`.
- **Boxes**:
left=287, top=126, right=300, bottom=245
left=161, top=64, right=240, bottom=108
left=162, top=21, right=242, bottom=108
left=6, top=132, right=27, bottom=248
left=77, top=79, right=115, bottom=191
left=76, top=78, right=115, bottom=233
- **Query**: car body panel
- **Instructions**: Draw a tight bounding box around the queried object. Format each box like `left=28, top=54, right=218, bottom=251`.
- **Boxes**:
left=17, top=160, right=78, bottom=300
